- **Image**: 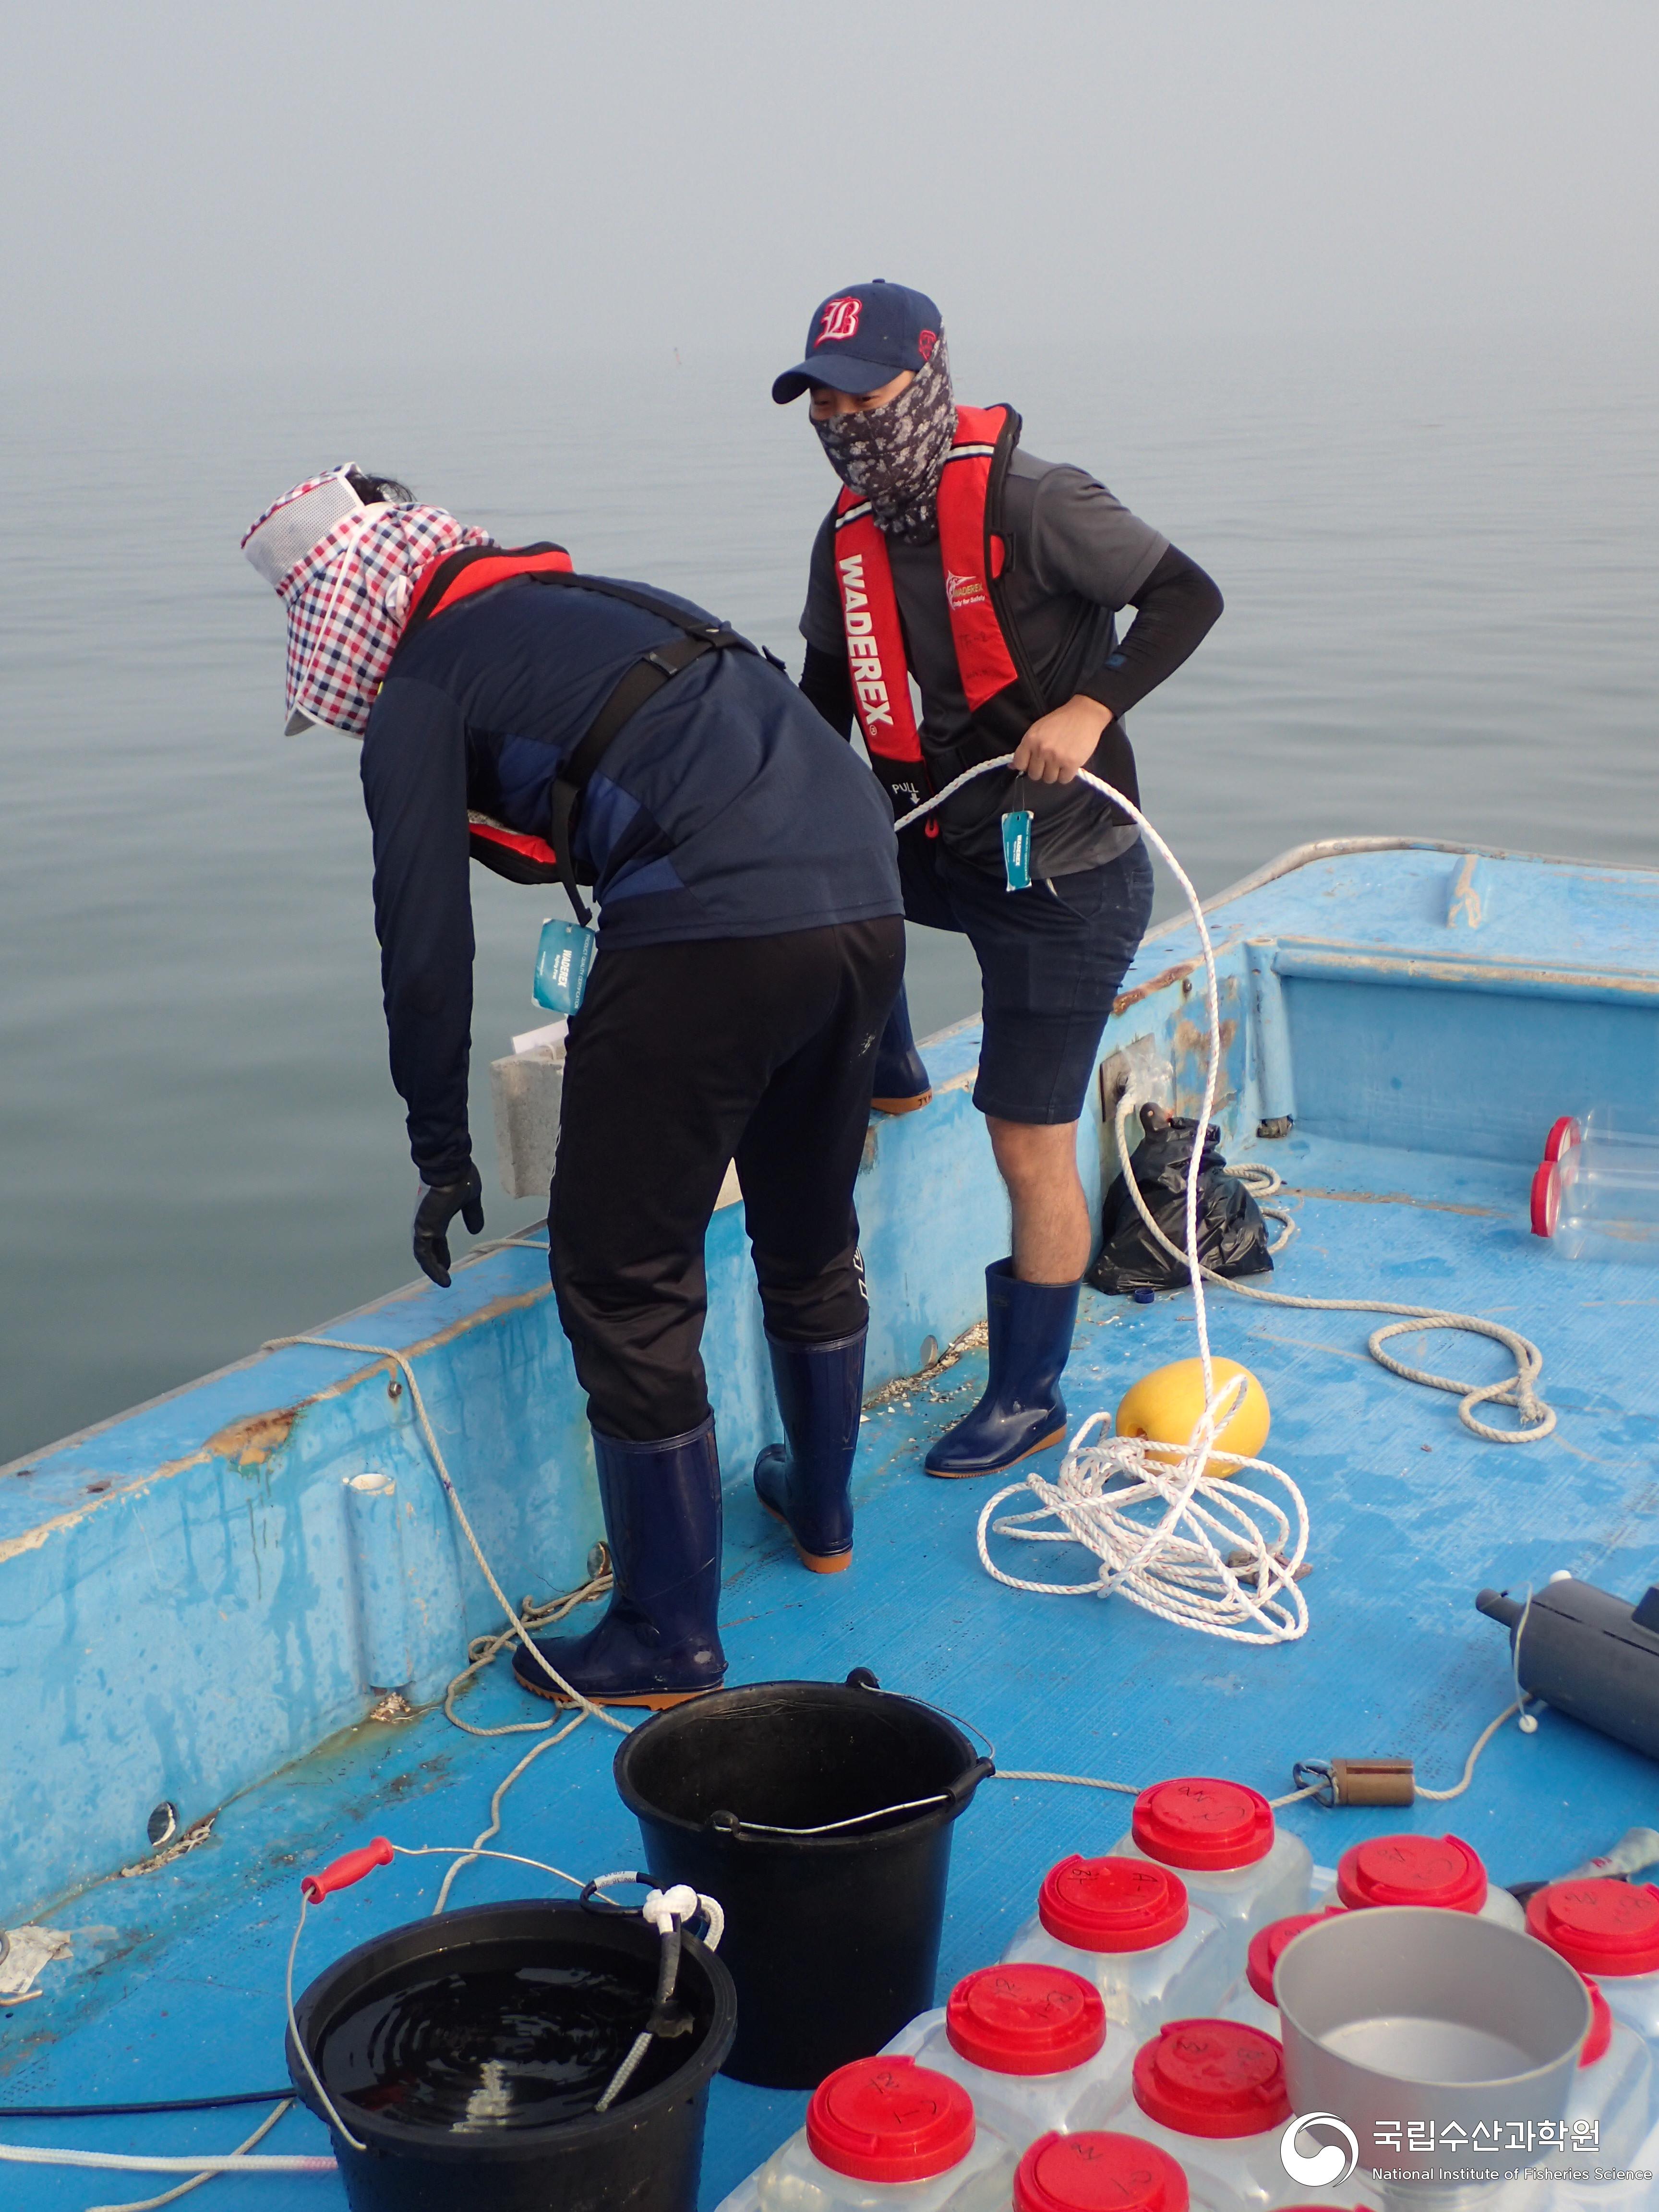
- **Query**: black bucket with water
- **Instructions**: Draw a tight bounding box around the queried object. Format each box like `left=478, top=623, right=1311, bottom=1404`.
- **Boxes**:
left=286, top=1897, right=736, bottom=2212
left=613, top=1671, right=994, bottom=2088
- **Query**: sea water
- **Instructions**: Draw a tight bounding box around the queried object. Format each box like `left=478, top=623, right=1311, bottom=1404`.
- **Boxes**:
left=316, top=1953, right=671, bottom=2130
left=2, top=328, right=1655, bottom=1461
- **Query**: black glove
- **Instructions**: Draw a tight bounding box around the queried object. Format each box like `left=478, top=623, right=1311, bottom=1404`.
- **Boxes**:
left=412, top=1166, right=485, bottom=1287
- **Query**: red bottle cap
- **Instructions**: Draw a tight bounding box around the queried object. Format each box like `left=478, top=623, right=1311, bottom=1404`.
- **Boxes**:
left=1245, top=1910, right=1346, bottom=2004
left=806, top=2057, right=975, bottom=2183
left=1039, top=1855, right=1190, bottom=1953
left=1530, top=1159, right=1560, bottom=1237
left=1132, top=2020, right=1290, bottom=2140
left=1527, top=1881, right=1659, bottom=1978
left=1335, top=1833, right=1487, bottom=1914
left=1581, top=1975, right=1613, bottom=2068
left=1015, top=2130, right=1190, bottom=2212
left=1130, top=1779, right=1275, bottom=1871
left=946, top=1964, right=1106, bottom=2075
left=1543, top=1115, right=1583, bottom=1163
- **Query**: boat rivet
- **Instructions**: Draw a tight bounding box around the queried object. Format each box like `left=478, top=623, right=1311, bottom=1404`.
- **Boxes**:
left=387, top=1379, right=403, bottom=1400
left=1181, top=977, right=1193, bottom=996
left=147, top=1801, right=179, bottom=1849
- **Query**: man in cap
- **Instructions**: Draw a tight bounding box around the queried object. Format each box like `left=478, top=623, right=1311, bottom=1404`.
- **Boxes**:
left=773, top=283, right=1223, bottom=1478
left=241, top=466, right=905, bottom=1705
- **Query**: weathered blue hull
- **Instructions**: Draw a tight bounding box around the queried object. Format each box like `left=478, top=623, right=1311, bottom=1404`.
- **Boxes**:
left=5, top=836, right=1659, bottom=2205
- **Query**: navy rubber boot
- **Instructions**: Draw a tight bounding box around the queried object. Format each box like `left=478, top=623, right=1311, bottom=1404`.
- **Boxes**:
left=513, top=1415, right=726, bottom=1708
left=753, top=1328, right=867, bottom=1572
left=924, top=1260, right=1080, bottom=1478
left=871, top=985, right=932, bottom=1115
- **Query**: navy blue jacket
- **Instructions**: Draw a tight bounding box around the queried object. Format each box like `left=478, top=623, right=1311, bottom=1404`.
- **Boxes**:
left=361, top=573, right=901, bottom=1181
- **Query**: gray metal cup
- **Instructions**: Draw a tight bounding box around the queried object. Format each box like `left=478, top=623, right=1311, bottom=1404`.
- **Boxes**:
left=1275, top=1906, right=1590, bottom=2193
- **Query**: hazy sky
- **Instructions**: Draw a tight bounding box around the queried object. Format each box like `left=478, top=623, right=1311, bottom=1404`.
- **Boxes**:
left=3, top=0, right=1656, bottom=376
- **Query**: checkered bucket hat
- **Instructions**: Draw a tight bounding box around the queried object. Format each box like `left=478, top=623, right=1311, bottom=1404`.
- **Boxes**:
left=241, top=467, right=494, bottom=735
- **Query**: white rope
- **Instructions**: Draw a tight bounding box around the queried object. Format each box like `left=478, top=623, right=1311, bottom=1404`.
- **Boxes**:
left=83, top=2103, right=295, bottom=2212
left=895, top=759, right=1310, bottom=1645
left=976, top=1407, right=1312, bottom=1644
left=1109, top=1095, right=1554, bottom=1444
left=0, top=2144, right=332, bottom=2176
left=262, top=1334, right=630, bottom=1731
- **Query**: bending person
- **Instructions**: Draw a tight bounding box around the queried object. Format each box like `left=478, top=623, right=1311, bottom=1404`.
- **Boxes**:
left=241, top=468, right=903, bottom=1706
left=773, top=283, right=1223, bottom=1477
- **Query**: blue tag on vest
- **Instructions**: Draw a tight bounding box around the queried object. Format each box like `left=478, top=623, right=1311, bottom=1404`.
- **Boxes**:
left=533, top=917, right=598, bottom=1015
left=1002, top=809, right=1033, bottom=893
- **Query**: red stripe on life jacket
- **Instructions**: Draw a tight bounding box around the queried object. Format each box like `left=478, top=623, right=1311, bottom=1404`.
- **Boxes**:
left=935, top=405, right=1020, bottom=712
left=405, top=542, right=575, bottom=631
left=830, top=504, right=922, bottom=767
left=466, top=813, right=563, bottom=886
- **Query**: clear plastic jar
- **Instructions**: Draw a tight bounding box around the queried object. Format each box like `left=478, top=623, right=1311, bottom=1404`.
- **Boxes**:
left=1014, top=2126, right=1235, bottom=2212
left=1108, top=1778, right=1313, bottom=1980
left=1000, top=1854, right=1233, bottom=2041
left=1312, top=1833, right=1526, bottom=1931
left=1111, top=2018, right=1322, bottom=2207
left=1221, top=1911, right=1346, bottom=2037
left=752, top=2057, right=1015, bottom=2212
left=1527, top=1881, right=1659, bottom=2043
left=1531, top=1115, right=1659, bottom=1266
left=882, top=1965, right=1132, bottom=2155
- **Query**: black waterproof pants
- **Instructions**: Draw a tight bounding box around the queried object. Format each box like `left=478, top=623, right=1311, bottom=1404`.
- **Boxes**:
left=549, top=918, right=905, bottom=1442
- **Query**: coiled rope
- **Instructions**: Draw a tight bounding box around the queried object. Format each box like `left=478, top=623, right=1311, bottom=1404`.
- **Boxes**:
left=891, top=753, right=1553, bottom=1638
left=895, top=757, right=1312, bottom=1643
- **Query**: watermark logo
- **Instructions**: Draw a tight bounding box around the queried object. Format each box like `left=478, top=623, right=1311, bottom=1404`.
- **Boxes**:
left=1280, top=2113, right=1359, bottom=2188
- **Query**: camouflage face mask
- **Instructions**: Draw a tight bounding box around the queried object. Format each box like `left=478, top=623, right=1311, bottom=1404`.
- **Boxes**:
left=814, top=337, right=955, bottom=547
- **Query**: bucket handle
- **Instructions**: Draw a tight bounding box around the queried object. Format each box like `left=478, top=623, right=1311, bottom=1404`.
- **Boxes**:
left=845, top=1667, right=1000, bottom=1768
left=702, top=1673, right=997, bottom=1836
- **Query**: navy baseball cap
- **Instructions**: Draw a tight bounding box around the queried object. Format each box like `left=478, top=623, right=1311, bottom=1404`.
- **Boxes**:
left=772, top=279, right=942, bottom=404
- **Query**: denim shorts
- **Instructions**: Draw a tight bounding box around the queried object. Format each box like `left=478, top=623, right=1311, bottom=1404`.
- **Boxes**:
left=900, top=834, right=1155, bottom=1125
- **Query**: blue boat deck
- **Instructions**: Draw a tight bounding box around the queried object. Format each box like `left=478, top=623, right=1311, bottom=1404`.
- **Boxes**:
left=6, top=1117, right=1659, bottom=2208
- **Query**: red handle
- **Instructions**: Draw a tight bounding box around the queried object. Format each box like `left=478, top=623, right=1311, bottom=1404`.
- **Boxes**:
left=302, top=1836, right=394, bottom=1903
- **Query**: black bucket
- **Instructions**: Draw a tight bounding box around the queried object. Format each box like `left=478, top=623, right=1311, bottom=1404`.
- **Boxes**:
left=286, top=1897, right=736, bottom=2212
left=613, top=1671, right=993, bottom=2088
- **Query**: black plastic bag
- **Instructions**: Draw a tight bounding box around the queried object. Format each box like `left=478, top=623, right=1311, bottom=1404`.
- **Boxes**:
left=1089, top=1105, right=1274, bottom=1294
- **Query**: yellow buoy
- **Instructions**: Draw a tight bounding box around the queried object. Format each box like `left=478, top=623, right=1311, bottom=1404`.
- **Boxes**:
left=1114, top=1357, right=1270, bottom=1479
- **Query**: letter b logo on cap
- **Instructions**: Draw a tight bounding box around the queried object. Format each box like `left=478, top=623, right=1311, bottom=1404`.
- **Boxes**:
left=817, top=297, right=863, bottom=344
left=1280, top=2114, right=1359, bottom=2187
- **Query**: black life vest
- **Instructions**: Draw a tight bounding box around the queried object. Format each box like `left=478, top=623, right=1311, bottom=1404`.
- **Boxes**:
left=393, top=544, right=753, bottom=914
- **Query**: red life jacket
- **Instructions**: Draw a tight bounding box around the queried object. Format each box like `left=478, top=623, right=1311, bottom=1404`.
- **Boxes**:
left=398, top=542, right=577, bottom=885
left=831, top=404, right=1137, bottom=829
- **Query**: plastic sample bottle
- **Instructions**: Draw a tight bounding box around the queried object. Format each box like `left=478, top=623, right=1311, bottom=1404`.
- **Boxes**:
left=1013, top=2126, right=1233, bottom=2212
left=1112, top=2019, right=1310, bottom=2207
left=884, top=1966, right=1132, bottom=2154
left=1001, top=1855, right=1234, bottom=2040
left=1527, top=1881, right=1659, bottom=2042
left=1531, top=1116, right=1659, bottom=1264
left=1109, top=1779, right=1314, bottom=1977
left=1313, top=1834, right=1526, bottom=1930
left=1528, top=1976, right=1656, bottom=2198
left=753, top=2056, right=1016, bottom=2212
left=1222, top=1911, right=1346, bottom=2036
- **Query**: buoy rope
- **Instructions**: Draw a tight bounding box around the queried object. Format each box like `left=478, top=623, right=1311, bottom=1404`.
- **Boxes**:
left=894, top=758, right=1311, bottom=1644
